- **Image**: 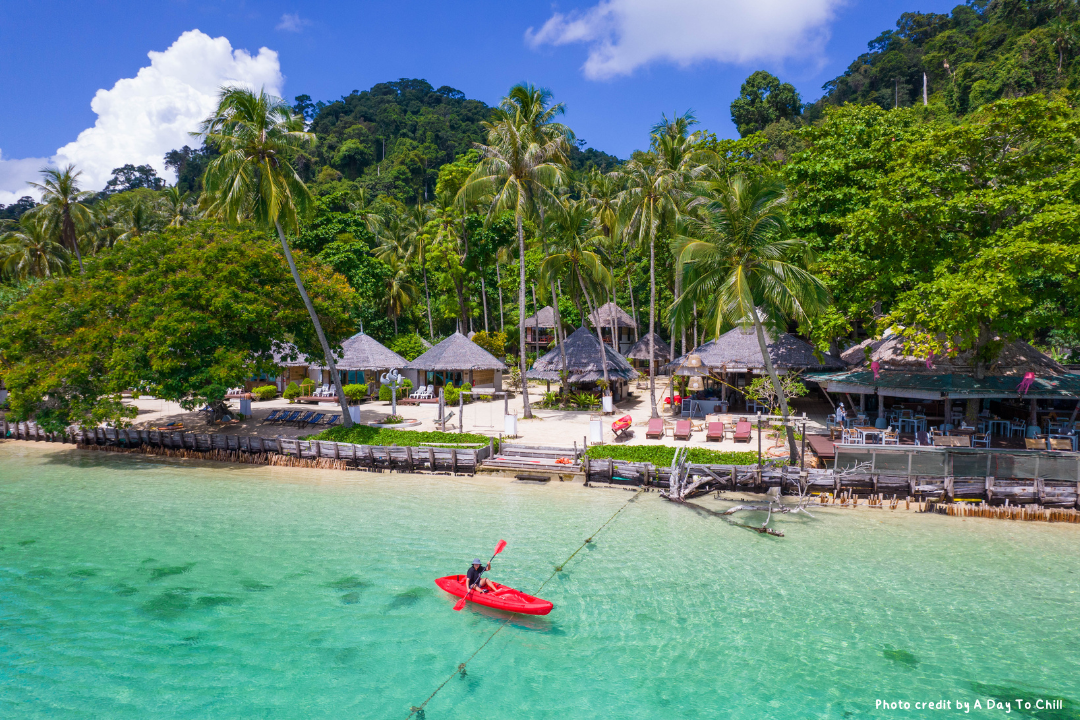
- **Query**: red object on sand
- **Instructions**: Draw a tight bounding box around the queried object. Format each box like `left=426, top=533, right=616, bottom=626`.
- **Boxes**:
left=436, top=575, right=553, bottom=615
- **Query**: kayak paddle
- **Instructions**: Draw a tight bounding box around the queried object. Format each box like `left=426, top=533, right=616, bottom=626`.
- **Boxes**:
left=453, top=539, right=506, bottom=611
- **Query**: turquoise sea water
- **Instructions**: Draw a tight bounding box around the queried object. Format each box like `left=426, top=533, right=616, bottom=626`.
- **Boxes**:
left=2, top=442, right=1079, bottom=719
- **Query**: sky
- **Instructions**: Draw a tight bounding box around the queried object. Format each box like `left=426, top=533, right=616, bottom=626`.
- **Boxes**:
left=0, top=0, right=962, bottom=204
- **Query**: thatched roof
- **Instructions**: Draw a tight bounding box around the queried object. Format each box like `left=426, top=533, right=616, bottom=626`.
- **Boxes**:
left=668, top=327, right=845, bottom=372
left=313, top=332, right=408, bottom=371
left=842, top=334, right=1065, bottom=377
left=271, top=342, right=313, bottom=367
left=524, top=306, right=558, bottom=329
left=625, top=332, right=672, bottom=362
left=588, top=302, right=637, bottom=329
left=527, top=326, right=640, bottom=383
left=405, top=332, right=507, bottom=371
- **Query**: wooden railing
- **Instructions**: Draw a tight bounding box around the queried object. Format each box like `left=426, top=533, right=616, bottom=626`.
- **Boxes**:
left=2, top=420, right=490, bottom=475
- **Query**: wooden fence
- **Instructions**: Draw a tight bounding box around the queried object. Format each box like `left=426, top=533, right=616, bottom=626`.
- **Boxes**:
left=2, top=420, right=490, bottom=475
left=584, top=456, right=1080, bottom=508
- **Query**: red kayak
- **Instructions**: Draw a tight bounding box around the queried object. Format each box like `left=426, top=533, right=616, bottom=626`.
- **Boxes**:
left=435, top=575, right=553, bottom=616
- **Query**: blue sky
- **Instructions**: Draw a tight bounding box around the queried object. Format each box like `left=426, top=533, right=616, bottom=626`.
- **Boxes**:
left=0, top=0, right=959, bottom=200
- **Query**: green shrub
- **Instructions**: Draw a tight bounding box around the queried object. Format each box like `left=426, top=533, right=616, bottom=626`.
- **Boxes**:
left=343, top=383, right=368, bottom=404
left=309, top=425, right=496, bottom=450
left=585, top=445, right=771, bottom=466
left=444, top=386, right=460, bottom=405
left=283, top=381, right=301, bottom=401
left=388, top=333, right=428, bottom=361
left=251, top=385, right=278, bottom=401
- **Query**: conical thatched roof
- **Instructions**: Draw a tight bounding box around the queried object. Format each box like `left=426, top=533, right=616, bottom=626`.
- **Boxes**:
left=405, top=332, right=507, bottom=371
left=524, top=306, right=558, bottom=328
left=625, top=332, right=672, bottom=362
left=588, top=302, right=636, bottom=329
left=668, top=326, right=845, bottom=372
left=842, top=334, right=1065, bottom=377
left=314, top=332, right=408, bottom=371
left=527, top=326, right=640, bottom=383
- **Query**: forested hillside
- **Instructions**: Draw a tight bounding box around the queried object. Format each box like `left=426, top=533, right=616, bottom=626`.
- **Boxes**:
left=809, top=0, right=1080, bottom=116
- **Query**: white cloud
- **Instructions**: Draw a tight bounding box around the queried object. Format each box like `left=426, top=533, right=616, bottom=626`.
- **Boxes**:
left=0, top=29, right=283, bottom=202
left=526, top=0, right=845, bottom=79
left=276, top=13, right=309, bottom=32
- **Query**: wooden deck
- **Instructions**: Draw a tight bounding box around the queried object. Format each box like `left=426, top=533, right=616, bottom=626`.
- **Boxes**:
left=806, top=434, right=836, bottom=461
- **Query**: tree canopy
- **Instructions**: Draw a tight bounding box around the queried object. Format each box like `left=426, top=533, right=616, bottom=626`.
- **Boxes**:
left=0, top=221, right=355, bottom=430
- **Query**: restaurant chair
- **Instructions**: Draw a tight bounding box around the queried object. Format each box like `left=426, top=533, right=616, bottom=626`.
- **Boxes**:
left=883, top=429, right=899, bottom=445
left=915, top=430, right=932, bottom=446
left=972, top=432, right=990, bottom=448
left=1010, top=420, right=1026, bottom=437
left=1048, top=437, right=1072, bottom=451
left=1025, top=437, right=1047, bottom=450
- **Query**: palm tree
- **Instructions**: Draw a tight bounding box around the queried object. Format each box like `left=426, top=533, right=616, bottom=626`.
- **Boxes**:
left=161, top=186, right=195, bottom=227
left=405, top=200, right=435, bottom=340
left=673, top=174, right=829, bottom=463
left=0, top=214, right=69, bottom=280
left=461, top=84, right=571, bottom=418
left=617, top=156, right=676, bottom=418
left=196, top=86, right=353, bottom=425
left=383, top=255, right=418, bottom=334
left=540, top=198, right=613, bottom=387
left=28, top=165, right=94, bottom=273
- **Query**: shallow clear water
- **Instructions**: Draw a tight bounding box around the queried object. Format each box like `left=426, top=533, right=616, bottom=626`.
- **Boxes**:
left=2, top=442, right=1079, bottom=719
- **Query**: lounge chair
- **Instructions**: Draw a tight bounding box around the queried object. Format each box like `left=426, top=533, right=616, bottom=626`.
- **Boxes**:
left=324, top=414, right=341, bottom=428
left=645, top=417, right=664, bottom=439
left=279, top=410, right=301, bottom=425
left=294, top=411, right=316, bottom=427
left=302, top=413, right=325, bottom=429
left=611, top=415, right=632, bottom=440
left=733, top=419, right=752, bottom=443
left=705, top=422, right=725, bottom=442
left=261, top=410, right=284, bottom=424
left=673, top=420, right=692, bottom=441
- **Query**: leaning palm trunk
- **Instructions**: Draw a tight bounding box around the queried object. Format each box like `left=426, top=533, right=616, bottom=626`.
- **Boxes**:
left=648, top=227, right=658, bottom=418
left=578, top=272, right=611, bottom=389
left=276, top=221, right=352, bottom=425
left=552, top=280, right=569, bottom=399
left=62, top=214, right=84, bottom=273
left=496, top=260, right=505, bottom=333
left=750, top=306, right=797, bottom=464
left=516, top=214, right=533, bottom=418
left=627, top=275, right=639, bottom=342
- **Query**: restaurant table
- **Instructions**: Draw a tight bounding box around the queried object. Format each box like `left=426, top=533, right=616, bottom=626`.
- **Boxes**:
left=988, top=419, right=1011, bottom=436
left=1048, top=434, right=1078, bottom=451
left=951, top=427, right=976, bottom=436
left=855, top=426, right=883, bottom=444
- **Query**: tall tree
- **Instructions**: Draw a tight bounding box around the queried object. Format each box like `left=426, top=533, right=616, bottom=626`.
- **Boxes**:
left=27, top=165, right=93, bottom=273
left=674, top=174, right=829, bottom=462
left=0, top=214, right=69, bottom=280
left=539, top=198, right=613, bottom=387
left=196, top=86, right=354, bottom=425
left=461, top=83, right=571, bottom=419
left=729, top=71, right=802, bottom=137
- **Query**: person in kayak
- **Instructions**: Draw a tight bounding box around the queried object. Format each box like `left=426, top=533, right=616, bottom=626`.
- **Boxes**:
left=466, top=558, right=496, bottom=593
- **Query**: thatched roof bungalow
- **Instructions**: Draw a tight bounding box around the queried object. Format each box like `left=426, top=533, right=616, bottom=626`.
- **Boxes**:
left=669, top=327, right=845, bottom=374
left=523, top=306, right=558, bottom=351
left=405, top=332, right=507, bottom=390
left=625, top=332, right=672, bottom=363
left=587, top=302, right=637, bottom=354
left=528, top=326, right=639, bottom=400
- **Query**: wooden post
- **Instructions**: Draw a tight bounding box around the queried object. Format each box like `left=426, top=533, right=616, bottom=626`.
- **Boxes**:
left=608, top=457, right=614, bottom=483
left=459, top=392, right=464, bottom=434
left=428, top=446, right=435, bottom=471
left=276, top=437, right=284, bottom=455
left=451, top=448, right=458, bottom=475
left=800, top=422, right=806, bottom=470
left=985, top=476, right=994, bottom=502
left=406, top=446, right=414, bottom=472
left=757, top=412, right=762, bottom=469
left=584, top=458, right=590, bottom=486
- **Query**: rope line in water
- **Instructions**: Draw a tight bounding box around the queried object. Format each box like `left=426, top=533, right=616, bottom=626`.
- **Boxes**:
left=406, top=488, right=644, bottom=719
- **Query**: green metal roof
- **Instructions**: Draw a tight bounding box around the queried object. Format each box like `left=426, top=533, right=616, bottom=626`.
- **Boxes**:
left=804, top=369, right=1080, bottom=399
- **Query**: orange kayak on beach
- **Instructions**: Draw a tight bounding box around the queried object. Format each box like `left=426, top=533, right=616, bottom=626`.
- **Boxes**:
left=435, top=575, right=553, bottom=615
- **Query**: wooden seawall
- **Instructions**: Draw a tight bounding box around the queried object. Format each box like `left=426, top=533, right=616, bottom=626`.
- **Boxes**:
left=584, top=457, right=1080, bottom=509
left=2, top=420, right=489, bottom=475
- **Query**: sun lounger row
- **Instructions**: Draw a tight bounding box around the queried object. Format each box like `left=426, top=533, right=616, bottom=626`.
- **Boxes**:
left=643, top=417, right=753, bottom=442
left=261, top=410, right=341, bottom=428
